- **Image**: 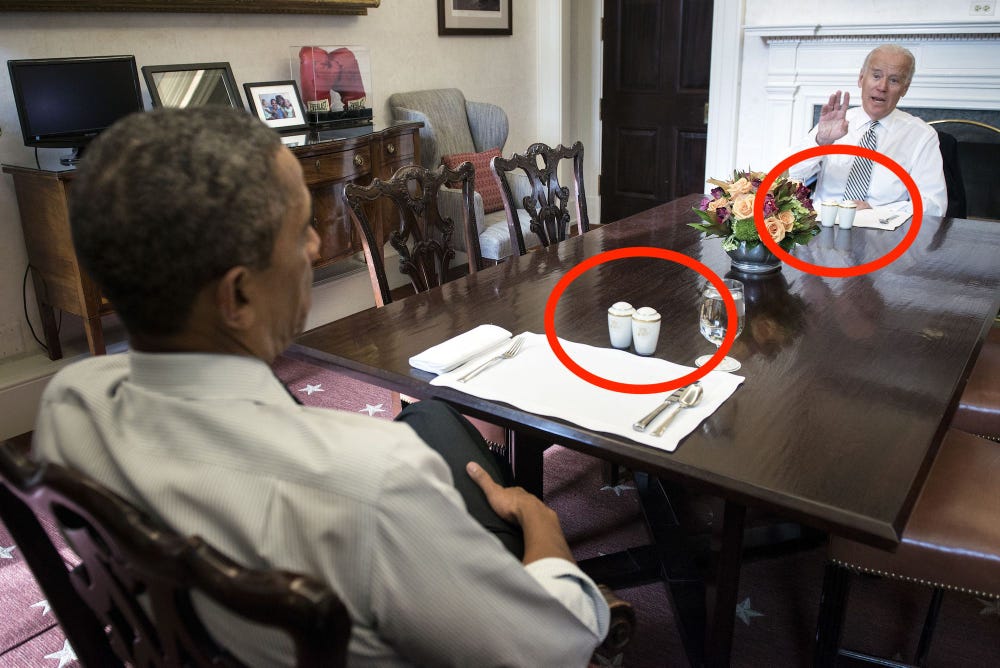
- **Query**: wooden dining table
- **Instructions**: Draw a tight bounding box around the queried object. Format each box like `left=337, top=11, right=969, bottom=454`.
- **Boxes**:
left=288, top=194, right=1000, bottom=666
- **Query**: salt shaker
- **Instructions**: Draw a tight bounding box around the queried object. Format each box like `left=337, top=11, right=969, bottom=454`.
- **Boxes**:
left=837, top=201, right=857, bottom=229
left=607, top=301, right=635, bottom=349
left=631, top=306, right=661, bottom=356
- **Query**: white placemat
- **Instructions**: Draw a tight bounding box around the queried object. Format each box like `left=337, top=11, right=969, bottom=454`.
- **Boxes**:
left=426, top=332, right=744, bottom=452
left=852, top=201, right=913, bottom=230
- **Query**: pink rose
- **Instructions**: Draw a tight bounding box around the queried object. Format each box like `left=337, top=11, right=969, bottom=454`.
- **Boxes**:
left=725, top=177, right=753, bottom=196
left=764, top=216, right=786, bottom=242
left=777, top=210, right=795, bottom=232
left=731, top=193, right=755, bottom=219
left=706, top=197, right=729, bottom=212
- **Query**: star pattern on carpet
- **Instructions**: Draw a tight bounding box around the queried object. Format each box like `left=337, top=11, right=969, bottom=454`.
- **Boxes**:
left=44, top=639, right=76, bottom=668
left=0, top=544, right=16, bottom=558
left=298, top=383, right=325, bottom=396
left=593, top=652, right=624, bottom=666
left=31, top=599, right=52, bottom=616
left=978, top=597, right=1000, bottom=616
left=359, top=403, right=386, bottom=416
left=599, top=483, right=635, bottom=497
left=735, top=597, right=764, bottom=625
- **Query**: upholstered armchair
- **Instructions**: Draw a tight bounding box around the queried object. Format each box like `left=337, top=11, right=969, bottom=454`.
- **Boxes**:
left=388, top=88, right=532, bottom=262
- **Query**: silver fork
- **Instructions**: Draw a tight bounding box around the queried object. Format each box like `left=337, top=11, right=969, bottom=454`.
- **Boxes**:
left=878, top=214, right=899, bottom=226
left=457, top=336, right=524, bottom=382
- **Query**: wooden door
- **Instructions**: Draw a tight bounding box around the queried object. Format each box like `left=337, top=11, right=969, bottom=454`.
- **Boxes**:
left=600, top=0, right=713, bottom=223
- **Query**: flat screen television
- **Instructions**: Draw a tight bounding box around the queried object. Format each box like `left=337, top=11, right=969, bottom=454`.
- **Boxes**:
left=8, top=55, right=144, bottom=162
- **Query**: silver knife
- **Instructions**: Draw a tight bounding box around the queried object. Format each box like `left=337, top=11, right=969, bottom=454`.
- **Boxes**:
left=632, top=388, right=685, bottom=432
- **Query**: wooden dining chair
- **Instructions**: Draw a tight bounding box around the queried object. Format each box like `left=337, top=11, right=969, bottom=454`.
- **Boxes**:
left=0, top=441, right=352, bottom=668
left=813, top=428, right=1000, bottom=667
left=490, top=141, right=590, bottom=257
left=344, top=162, right=482, bottom=308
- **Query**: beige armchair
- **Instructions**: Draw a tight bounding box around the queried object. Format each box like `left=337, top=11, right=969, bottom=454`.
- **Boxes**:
left=388, top=88, right=532, bottom=262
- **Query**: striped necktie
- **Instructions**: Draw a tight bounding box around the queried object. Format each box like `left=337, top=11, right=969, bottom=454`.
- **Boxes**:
left=843, top=120, right=880, bottom=201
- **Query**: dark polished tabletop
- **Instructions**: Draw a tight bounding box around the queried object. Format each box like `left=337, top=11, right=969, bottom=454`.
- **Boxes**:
left=291, top=194, right=1000, bottom=549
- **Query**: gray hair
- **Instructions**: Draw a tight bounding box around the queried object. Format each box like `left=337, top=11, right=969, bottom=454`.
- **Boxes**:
left=861, top=44, right=916, bottom=87
left=69, top=107, right=288, bottom=337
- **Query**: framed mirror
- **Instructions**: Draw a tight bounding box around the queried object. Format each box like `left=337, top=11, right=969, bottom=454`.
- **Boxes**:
left=142, top=62, right=243, bottom=110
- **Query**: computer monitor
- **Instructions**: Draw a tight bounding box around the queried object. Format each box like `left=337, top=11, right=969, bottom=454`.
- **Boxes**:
left=8, top=55, right=144, bottom=163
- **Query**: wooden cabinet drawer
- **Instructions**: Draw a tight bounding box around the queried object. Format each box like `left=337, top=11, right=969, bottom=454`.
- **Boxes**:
left=300, top=148, right=372, bottom=185
left=380, top=133, right=415, bottom=162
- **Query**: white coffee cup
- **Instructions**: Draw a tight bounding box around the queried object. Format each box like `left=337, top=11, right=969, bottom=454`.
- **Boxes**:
left=608, top=301, right=635, bottom=349
left=838, top=201, right=857, bottom=229
left=820, top=200, right=839, bottom=227
left=631, top=306, right=661, bottom=356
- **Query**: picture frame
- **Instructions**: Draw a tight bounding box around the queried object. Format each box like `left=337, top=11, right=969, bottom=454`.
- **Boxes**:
left=437, top=0, right=511, bottom=36
left=142, top=62, right=243, bottom=110
left=244, top=80, right=309, bottom=132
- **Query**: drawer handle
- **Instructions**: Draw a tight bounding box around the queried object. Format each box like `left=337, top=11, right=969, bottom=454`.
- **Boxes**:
left=354, top=154, right=365, bottom=168
left=315, top=159, right=322, bottom=172
left=385, top=142, right=396, bottom=155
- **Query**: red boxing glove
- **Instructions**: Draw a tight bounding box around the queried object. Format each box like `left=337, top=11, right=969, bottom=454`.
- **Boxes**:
left=299, top=46, right=367, bottom=107
left=327, top=48, right=366, bottom=104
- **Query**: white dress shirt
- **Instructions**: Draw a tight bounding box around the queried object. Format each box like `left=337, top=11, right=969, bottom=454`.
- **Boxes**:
left=33, top=352, right=609, bottom=667
left=789, top=107, right=948, bottom=218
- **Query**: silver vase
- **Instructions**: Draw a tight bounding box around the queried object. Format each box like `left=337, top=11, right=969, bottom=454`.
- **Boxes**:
left=725, top=241, right=783, bottom=275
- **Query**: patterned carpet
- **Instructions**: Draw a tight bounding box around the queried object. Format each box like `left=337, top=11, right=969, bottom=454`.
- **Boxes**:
left=2, top=357, right=997, bottom=666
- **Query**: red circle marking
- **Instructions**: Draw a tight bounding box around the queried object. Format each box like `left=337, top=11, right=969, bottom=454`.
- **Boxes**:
left=542, top=247, right=736, bottom=394
left=755, top=145, right=923, bottom=278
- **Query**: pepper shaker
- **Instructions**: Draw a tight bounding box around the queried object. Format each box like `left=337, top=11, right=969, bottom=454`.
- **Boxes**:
left=608, top=301, right=635, bottom=349
left=631, top=307, right=661, bottom=356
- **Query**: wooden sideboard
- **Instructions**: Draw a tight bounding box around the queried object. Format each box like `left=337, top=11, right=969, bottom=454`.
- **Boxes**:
left=3, top=121, right=421, bottom=360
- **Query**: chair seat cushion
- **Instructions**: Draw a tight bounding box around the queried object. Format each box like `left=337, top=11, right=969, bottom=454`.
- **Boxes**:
left=953, top=327, right=1000, bottom=440
left=441, top=147, right=504, bottom=213
left=829, top=429, right=1000, bottom=597
left=478, top=209, right=542, bottom=262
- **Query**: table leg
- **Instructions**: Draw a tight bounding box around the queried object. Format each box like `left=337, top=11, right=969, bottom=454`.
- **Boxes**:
left=29, top=270, right=62, bottom=360
left=705, top=499, right=747, bottom=668
left=509, top=432, right=545, bottom=499
left=83, top=315, right=106, bottom=356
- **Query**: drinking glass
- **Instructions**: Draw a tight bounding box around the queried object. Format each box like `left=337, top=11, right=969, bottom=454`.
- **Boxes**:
left=695, top=279, right=745, bottom=372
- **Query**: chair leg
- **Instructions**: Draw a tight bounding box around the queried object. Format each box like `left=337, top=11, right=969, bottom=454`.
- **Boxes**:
left=814, top=562, right=852, bottom=668
left=601, top=461, right=620, bottom=485
left=914, top=587, right=944, bottom=667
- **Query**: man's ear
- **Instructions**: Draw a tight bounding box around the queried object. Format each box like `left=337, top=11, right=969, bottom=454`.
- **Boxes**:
left=216, top=265, right=255, bottom=331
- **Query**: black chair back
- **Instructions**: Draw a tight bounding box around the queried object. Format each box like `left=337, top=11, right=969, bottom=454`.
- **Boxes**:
left=0, top=442, right=351, bottom=668
left=936, top=129, right=968, bottom=219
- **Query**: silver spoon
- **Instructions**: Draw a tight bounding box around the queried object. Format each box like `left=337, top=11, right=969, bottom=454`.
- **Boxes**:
left=651, top=382, right=704, bottom=437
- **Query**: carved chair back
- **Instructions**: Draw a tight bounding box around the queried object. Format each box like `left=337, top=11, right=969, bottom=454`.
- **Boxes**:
left=0, top=442, right=351, bottom=668
left=344, top=163, right=482, bottom=307
left=490, top=141, right=590, bottom=256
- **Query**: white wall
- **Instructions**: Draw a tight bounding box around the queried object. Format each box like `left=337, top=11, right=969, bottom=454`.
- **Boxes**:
left=0, top=1, right=540, bottom=365
left=0, top=1, right=560, bottom=438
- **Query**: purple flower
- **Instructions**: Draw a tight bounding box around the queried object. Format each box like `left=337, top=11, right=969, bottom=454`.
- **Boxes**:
left=716, top=206, right=730, bottom=223
left=795, top=184, right=811, bottom=202
left=802, top=198, right=814, bottom=211
left=699, top=196, right=710, bottom=210
left=711, top=187, right=725, bottom=199
left=751, top=178, right=762, bottom=189
left=763, top=193, right=777, bottom=217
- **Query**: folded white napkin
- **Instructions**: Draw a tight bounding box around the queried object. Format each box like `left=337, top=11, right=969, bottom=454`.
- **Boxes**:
left=431, top=332, right=743, bottom=452
left=853, top=200, right=913, bottom=230
left=408, top=324, right=513, bottom=374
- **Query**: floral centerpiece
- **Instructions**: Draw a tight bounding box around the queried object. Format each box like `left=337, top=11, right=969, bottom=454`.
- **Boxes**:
left=689, top=170, right=819, bottom=273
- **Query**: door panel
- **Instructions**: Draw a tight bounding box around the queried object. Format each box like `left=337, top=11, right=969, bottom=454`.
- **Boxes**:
left=601, top=0, right=713, bottom=223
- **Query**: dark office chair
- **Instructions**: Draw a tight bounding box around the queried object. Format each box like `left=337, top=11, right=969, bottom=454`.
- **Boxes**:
left=0, top=442, right=352, bottom=668
left=935, top=129, right=967, bottom=219
left=929, top=119, right=1000, bottom=220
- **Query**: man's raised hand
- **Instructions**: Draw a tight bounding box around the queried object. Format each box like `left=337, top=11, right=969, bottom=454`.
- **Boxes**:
left=816, top=91, right=850, bottom=145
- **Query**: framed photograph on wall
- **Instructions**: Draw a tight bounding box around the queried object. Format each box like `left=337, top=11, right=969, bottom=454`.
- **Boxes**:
left=437, top=0, right=512, bottom=36
left=243, top=80, right=309, bottom=132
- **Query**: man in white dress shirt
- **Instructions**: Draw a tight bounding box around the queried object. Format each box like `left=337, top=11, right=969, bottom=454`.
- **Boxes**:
left=789, top=44, right=948, bottom=217
left=32, top=107, right=608, bottom=667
